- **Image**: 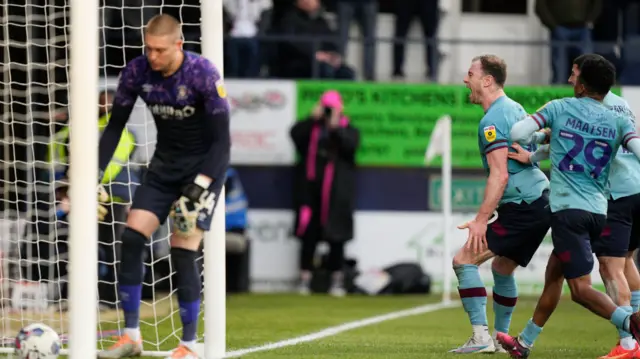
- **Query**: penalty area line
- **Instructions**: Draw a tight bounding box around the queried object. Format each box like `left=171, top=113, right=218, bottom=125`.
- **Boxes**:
left=223, top=299, right=461, bottom=358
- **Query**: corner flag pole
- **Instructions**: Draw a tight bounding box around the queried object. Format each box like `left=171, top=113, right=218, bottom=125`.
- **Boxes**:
left=425, top=115, right=453, bottom=304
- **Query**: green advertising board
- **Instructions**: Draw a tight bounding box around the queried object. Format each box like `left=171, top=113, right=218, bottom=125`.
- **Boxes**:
left=296, top=82, right=621, bottom=168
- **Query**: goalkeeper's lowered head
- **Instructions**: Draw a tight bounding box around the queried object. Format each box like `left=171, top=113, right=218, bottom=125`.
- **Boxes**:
left=144, top=13, right=184, bottom=76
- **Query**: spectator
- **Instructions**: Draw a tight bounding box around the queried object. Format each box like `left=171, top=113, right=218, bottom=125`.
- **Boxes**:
left=392, top=0, right=440, bottom=81
left=535, top=0, right=603, bottom=84
left=48, top=184, right=110, bottom=309
left=336, top=0, right=378, bottom=81
left=290, top=90, right=360, bottom=297
left=223, top=0, right=273, bottom=78
left=47, top=90, right=138, bottom=197
left=277, top=0, right=356, bottom=79
left=47, top=90, right=139, bottom=308
left=592, top=0, right=623, bottom=79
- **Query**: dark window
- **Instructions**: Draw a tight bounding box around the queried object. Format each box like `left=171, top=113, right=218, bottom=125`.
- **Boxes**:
left=322, top=0, right=396, bottom=14
left=462, top=0, right=528, bottom=14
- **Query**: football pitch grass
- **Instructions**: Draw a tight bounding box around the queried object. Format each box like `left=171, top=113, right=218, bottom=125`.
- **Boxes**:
left=85, top=293, right=628, bottom=358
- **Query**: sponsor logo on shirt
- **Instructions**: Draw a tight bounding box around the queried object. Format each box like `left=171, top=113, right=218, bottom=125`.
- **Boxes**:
left=149, top=104, right=196, bottom=120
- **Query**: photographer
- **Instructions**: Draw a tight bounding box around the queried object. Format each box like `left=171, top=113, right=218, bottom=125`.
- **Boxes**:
left=290, top=90, right=360, bottom=296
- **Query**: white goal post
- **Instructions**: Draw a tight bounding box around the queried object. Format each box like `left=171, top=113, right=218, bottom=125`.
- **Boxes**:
left=1, top=0, right=226, bottom=358
left=68, top=0, right=99, bottom=358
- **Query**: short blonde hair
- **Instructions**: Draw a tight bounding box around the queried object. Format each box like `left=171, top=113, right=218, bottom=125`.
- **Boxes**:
left=145, top=14, right=182, bottom=39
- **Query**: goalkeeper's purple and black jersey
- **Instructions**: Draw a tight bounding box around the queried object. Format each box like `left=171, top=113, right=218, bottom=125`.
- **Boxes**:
left=98, top=51, right=230, bottom=183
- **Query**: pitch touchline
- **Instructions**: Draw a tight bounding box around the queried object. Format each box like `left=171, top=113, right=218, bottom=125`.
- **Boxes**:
left=223, top=300, right=461, bottom=358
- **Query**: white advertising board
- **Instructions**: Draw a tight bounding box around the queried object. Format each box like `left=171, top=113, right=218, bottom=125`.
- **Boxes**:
left=247, top=210, right=300, bottom=292
left=246, top=210, right=604, bottom=294
left=99, top=78, right=297, bottom=166
left=226, top=80, right=297, bottom=165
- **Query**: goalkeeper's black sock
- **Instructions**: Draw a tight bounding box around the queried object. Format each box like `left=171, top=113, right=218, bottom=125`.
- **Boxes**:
left=171, top=247, right=201, bottom=343
left=118, top=227, right=147, bottom=330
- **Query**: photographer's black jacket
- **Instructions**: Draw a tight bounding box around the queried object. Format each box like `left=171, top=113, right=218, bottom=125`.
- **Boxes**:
left=290, top=116, right=360, bottom=243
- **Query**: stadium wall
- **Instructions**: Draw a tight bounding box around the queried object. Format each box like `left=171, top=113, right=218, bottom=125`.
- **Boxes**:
left=100, top=78, right=640, bottom=294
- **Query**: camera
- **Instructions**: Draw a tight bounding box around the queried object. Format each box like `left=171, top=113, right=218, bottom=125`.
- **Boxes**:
left=323, top=106, right=333, bottom=118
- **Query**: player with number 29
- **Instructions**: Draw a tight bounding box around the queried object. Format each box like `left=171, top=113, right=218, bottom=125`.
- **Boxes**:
left=498, top=55, right=640, bottom=358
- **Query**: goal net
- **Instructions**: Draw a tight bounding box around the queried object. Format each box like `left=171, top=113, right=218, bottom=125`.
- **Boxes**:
left=1, top=0, right=208, bottom=355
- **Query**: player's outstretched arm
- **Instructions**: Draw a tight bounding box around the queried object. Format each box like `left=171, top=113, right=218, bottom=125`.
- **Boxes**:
left=532, top=128, right=551, bottom=144
left=98, top=104, right=134, bottom=174
left=506, top=143, right=550, bottom=164
left=530, top=144, right=551, bottom=162
left=510, top=116, right=543, bottom=145
left=619, top=114, right=640, bottom=161
left=511, top=100, right=557, bottom=145
left=98, top=64, right=138, bottom=174
left=625, top=138, right=640, bottom=160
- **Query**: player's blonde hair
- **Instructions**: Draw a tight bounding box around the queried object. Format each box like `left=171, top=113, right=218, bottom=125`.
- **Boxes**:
left=472, top=54, right=507, bottom=87
left=145, top=14, right=182, bottom=40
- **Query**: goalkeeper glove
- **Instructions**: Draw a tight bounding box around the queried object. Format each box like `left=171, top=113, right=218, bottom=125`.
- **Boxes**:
left=171, top=179, right=216, bottom=236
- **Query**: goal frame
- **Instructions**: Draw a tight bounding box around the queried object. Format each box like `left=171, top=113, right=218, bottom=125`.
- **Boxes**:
left=0, top=0, right=227, bottom=357
left=71, top=0, right=227, bottom=357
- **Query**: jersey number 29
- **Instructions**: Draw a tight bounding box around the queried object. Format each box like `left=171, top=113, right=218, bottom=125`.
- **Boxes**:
left=558, top=130, right=613, bottom=178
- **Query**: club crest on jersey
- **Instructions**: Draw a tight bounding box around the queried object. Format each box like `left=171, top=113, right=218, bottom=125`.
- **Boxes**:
left=484, top=125, right=497, bottom=142
left=177, top=85, right=188, bottom=100
left=215, top=79, right=227, bottom=98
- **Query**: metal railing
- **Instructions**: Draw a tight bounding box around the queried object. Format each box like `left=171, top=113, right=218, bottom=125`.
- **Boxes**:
left=173, top=32, right=634, bottom=83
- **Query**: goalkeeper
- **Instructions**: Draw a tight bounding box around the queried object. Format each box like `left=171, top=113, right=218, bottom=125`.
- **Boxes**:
left=96, top=14, right=230, bottom=359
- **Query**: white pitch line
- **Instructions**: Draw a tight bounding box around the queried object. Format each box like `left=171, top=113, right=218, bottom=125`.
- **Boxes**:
left=222, top=299, right=461, bottom=358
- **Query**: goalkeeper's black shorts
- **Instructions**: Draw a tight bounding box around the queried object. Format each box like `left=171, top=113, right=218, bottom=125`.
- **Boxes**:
left=130, top=155, right=226, bottom=231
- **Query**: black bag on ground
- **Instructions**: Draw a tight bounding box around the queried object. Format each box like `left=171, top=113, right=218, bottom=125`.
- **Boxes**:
left=379, top=263, right=431, bottom=295
left=353, top=262, right=431, bottom=295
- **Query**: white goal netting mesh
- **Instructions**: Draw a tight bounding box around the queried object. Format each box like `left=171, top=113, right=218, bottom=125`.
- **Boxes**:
left=1, top=0, right=205, bottom=354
